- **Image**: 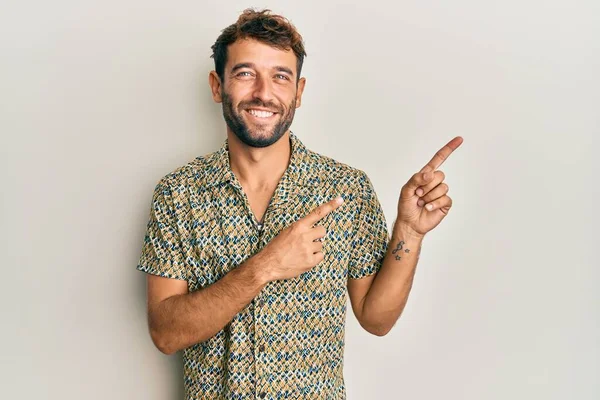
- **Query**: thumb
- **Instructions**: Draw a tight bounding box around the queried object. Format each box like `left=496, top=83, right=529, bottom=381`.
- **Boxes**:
left=406, top=166, right=435, bottom=191
left=420, top=166, right=435, bottom=183
left=419, top=164, right=435, bottom=174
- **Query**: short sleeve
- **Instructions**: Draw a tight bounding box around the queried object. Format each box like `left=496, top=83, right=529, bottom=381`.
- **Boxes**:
left=348, top=171, right=390, bottom=279
left=136, top=178, right=189, bottom=281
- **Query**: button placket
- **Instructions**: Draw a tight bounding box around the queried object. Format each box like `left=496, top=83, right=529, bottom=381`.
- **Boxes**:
left=255, top=290, right=272, bottom=399
left=253, top=216, right=267, bottom=397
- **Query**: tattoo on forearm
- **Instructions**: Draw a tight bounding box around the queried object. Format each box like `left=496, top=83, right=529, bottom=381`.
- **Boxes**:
left=391, top=240, right=410, bottom=260
left=391, top=240, right=422, bottom=261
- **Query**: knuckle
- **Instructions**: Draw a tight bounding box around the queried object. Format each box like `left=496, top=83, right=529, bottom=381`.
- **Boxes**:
left=293, top=223, right=305, bottom=234
left=303, top=231, right=314, bottom=242
left=401, top=183, right=411, bottom=196
left=437, top=170, right=445, bottom=180
left=315, top=252, right=324, bottom=263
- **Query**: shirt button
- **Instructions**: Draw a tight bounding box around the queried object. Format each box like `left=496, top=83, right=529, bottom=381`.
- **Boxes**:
left=258, top=298, right=265, bottom=307
left=259, top=344, right=265, bottom=352
left=259, top=392, right=266, bottom=399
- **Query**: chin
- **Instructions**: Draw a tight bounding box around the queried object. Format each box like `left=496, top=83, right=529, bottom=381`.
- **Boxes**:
left=237, top=128, right=285, bottom=148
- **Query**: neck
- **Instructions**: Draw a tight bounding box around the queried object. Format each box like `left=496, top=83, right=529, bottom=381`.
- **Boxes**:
left=227, top=130, right=292, bottom=189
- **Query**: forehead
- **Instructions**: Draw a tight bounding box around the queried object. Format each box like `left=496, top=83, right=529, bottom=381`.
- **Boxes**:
left=226, top=38, right=297, bottom=73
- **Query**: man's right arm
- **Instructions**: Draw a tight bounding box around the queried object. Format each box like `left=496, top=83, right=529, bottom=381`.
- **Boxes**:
left=147, top=253, right=270, bottom=355
left=144, top=196, right=343, bottom=355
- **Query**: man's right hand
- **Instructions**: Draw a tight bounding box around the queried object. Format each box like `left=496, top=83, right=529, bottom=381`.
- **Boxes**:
left=144, top=195, right=345, bottom=354
left=257, top=196, right=345, bottom=282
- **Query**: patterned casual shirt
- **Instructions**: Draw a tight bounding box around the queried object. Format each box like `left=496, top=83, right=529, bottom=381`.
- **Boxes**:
left=136, top=131, right=390, bottom=399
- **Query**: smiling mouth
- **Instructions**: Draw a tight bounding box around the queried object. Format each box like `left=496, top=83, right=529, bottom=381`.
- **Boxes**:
left=245, top=109, right=277, bottom=119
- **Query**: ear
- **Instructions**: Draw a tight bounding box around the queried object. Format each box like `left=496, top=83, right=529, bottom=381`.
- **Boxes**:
left=295, top=77, right=306, bottom=108
left=208, top=71, right=223, bottom=103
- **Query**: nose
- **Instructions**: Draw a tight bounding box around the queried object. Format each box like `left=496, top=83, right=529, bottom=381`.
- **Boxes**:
left=252, top=74, right=275, bottom=104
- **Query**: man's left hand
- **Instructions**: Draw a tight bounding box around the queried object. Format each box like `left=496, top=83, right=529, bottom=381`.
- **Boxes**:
left=396, top=136, right=464, bottom=237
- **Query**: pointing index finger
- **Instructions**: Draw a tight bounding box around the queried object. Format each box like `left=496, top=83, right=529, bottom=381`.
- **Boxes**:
left=420, top=136, right=464, bottom=173
left=302, top=196, right=344, bottom=226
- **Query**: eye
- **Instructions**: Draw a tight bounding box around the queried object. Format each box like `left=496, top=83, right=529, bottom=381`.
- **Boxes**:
left=275, top=74, right=290, bottom=81
left=237, top=71, right=252, bottom=77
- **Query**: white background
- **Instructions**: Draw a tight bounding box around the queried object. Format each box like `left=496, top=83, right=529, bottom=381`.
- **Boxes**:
left=1, top=0, right=598, bottom=398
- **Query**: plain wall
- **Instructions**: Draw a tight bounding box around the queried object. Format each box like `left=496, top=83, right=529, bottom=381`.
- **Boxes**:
left=1, top=0, right=598, bottom=398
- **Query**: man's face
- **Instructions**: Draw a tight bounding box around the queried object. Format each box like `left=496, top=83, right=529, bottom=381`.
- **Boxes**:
left=210, top=38, right=306, bottom=148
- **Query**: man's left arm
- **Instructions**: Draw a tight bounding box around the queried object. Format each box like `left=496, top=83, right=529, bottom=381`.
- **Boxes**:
left=348, top=136, right=463, bottom=336
left=348, top=222, right=423, bottom=337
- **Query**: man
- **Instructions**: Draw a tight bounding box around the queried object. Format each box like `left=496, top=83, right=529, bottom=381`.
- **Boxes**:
left=136, top=8, right=463, bottom=400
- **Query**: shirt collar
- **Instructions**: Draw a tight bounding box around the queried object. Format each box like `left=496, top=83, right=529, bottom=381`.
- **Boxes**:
left=207, top=131, right=314, bottom=189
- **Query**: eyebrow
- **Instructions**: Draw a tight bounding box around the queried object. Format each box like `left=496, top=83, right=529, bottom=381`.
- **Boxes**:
left=231, top=62, right=295, bottom=78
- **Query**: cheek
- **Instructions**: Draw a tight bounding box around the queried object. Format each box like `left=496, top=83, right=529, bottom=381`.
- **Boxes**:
left=225, top=84, right=250, bottom=101
left=272, top=83, right=294, bottom=97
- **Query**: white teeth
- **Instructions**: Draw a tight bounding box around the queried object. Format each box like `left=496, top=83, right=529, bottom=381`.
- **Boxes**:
left=248, top=109, right=274, bottom=118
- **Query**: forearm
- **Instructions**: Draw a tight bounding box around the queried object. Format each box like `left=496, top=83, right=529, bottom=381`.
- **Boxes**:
left=150, top=253, right=270, bottom=354
left=361, top=222, right=424, bottom=335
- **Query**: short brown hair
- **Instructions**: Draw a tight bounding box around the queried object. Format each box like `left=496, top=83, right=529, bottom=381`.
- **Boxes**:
left=210, top=8, right=307, bottom=83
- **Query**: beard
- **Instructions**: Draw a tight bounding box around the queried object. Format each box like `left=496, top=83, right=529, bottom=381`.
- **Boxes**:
left=221, top=90, right=296, bottom=148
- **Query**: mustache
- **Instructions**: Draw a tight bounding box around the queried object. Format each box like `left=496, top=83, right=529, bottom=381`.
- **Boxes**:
left=239, top=99, right=282, bottom=113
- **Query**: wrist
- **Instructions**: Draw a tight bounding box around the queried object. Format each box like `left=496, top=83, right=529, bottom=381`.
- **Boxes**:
left=245, top=251, right=273, bottom=286
left=392, top=221, right=425, bottom=242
